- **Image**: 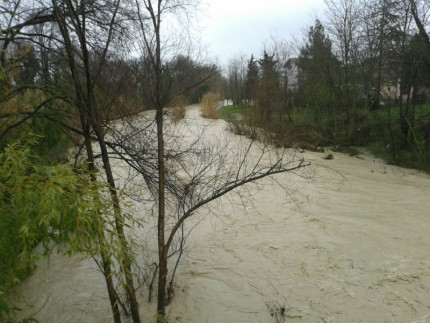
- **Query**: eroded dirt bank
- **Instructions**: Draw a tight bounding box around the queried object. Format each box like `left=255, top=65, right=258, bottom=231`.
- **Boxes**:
left=10, top=107, right=430, bottom=322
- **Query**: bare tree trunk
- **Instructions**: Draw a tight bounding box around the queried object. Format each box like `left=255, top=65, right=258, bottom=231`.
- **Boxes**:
left=81, top=112, right=122, bottom=323
left=101, top=254, right=122, bottom=323
left=156, top=87, right=168, bottom=317
left=142, top=0, right=168, bottom=317
left=409, top=0, right=430, bottom=46
left=155, top=29, right=167, bottom=323
left=92, top=122, right=141, bottom=323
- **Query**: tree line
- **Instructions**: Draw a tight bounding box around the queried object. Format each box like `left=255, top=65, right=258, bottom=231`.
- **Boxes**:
left=223, top=0, right=430, bottom=169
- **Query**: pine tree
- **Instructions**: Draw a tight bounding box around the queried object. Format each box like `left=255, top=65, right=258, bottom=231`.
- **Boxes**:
left=245, top=55, right=259, bottom=106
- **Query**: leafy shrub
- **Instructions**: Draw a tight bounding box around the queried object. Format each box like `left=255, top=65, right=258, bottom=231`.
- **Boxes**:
left=169, top=95, right=188, bottom=123
left=0, top=136, right=112, bottom=321
left=0, top=89, right=71, bottom=162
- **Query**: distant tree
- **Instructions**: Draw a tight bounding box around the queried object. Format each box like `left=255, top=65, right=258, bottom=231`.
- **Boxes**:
left=402, top=33, right=430, bottom=104
left=13, top=43, right=40, bottom=86
left=258, top=51, right=279, bottom=123
left=226, top=54, right=247, bottom=107
left=245, top=54, right=259, bottom=106
left=325, top=0, right=362, bottom=136
left=409, top=0, right=430, bottom=148
left=298, top=20, right=339, bottom=111
left=165, top=55, right=217, bottom=104
left=367, top=0, right=400, bottom=108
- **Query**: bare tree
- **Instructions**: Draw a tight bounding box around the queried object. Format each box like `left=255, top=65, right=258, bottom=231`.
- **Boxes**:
left=107, top=107, right=311, bottom=321
left=226, top=54, right=247, bottom=107
left=325, top=0, right=362, bottom=137
left=124, top=2, right=313, bottom=321
left=132, top=0, right=204, bottom=317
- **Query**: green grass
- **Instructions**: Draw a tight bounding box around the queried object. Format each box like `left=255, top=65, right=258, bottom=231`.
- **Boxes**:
left=372, top=104, right=430, bottom=119
left=218, top=105, right=250, bottom=121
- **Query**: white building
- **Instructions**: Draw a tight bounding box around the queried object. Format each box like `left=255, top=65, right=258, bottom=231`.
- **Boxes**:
left=284, top=58, right=300, bottom=91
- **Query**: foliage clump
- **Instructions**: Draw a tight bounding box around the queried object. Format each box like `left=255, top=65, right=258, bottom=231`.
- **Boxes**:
left=200, top=92, right=220, bottom=119
left=169, top=94, right=188, bottom=123
left=0, top=137, right=117, bottom=321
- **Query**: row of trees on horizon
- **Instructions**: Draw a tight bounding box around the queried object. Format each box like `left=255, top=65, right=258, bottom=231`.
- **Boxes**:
left=223, top=0, right=430, bottom=152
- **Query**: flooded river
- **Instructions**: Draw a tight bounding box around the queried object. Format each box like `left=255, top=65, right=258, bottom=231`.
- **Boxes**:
left=9, top=107, right=430, bottom=322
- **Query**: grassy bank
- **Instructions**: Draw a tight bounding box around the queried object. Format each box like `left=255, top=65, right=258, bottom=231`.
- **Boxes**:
left=219, top=104, right=430, bottom=171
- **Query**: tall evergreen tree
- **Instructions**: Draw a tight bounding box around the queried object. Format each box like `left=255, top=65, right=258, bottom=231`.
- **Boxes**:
left=258, top=51, right=279, bottom=122
left=298, top=20, right=339, bottom=111
left=245, top=54, right=259, bottom=106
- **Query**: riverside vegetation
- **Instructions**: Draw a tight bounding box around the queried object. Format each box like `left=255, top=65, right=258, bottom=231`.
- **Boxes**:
left=219, top=103, right=430, bottom=171
left=221, top=8, right=430, bottom=172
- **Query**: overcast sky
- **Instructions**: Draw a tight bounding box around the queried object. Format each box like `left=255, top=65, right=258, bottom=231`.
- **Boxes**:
left=198, top=0, right=327, bottom=65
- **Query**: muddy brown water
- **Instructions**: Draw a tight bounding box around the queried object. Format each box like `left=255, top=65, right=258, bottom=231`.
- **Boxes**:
left=9, top=107, right=430, bottom=322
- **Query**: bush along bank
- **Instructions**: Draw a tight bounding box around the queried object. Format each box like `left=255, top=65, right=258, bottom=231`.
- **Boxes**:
left=219, top=104, right=430, bottom=172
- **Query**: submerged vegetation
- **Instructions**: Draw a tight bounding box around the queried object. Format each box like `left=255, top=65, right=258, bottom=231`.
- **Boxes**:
left=200, top=92, right=221, bottom=119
